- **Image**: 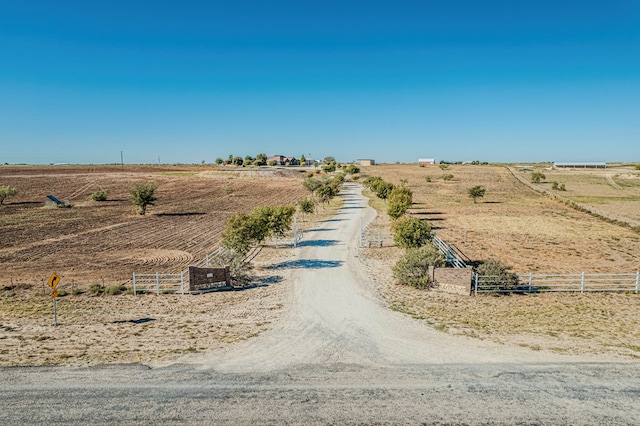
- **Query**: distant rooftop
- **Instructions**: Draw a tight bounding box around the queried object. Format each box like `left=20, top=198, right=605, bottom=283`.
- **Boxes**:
left=554, top=162, right=607, bottom=168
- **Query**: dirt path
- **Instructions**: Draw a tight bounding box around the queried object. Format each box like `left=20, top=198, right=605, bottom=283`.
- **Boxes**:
left=179, top=183, right=595, bottom=372
left=1, top=183, right=639, bottom=424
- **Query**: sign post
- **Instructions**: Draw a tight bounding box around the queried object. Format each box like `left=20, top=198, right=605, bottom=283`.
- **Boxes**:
left=47, top=273, right=60, bottom=326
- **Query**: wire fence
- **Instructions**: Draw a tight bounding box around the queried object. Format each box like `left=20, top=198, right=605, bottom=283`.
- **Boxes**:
left=474, top=271, right=640, bottom=295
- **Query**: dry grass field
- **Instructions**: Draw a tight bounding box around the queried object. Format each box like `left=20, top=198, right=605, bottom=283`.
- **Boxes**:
left=358, top=163, right=640, bottom=359
left=362, top=163, right=640, bottom=274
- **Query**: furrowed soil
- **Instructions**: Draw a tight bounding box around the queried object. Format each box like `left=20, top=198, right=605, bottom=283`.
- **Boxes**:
left=0, top=165, right=315, bottom=366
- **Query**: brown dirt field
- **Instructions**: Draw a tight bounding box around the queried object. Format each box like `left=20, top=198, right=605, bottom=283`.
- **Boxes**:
left=361, top=163, right=640, bottom=274
left=1, top=165, right=308, bottom=287
left=0, top=164, right=340, bottom=367
left=358, top=163, right=640, bottom=359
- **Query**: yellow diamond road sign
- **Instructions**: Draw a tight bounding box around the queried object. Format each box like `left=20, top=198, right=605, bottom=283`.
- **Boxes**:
left=47, top=273, right=60, bottom=289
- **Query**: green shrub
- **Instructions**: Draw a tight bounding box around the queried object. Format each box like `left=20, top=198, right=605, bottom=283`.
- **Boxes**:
left=89, top=284, right=103, bottom=296
left=424, top=175, right=431, bottom=183
left=392, top=216, right=433, bottom=248
left=105, top=284, right=127, bottom=295
left=130, top=182, right=157, bottom=215
left=90, top=189, right=109, bottom=201
left=0, top=185, right=18, bottom=205
left=531, top=171, right=546, bottom=183
left=441, top=173, right=454, bottom=181
left=468, top=185, right=486, bottom=203
left=476, top=259, right=519, bottom=292
left=393, top=246, right=446, bottom=289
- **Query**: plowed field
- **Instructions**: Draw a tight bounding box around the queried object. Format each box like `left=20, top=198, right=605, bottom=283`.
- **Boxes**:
left=0, top=165, right=308, bottom=288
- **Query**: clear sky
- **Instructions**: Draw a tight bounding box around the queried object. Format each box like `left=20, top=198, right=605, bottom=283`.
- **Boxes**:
left=1, top=0, right=639, bottom=164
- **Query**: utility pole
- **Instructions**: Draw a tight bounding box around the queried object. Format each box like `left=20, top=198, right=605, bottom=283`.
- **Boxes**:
left=120, top=151, right=124, bottom=169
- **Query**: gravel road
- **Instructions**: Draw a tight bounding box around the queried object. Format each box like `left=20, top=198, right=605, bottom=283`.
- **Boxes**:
left=1, top=183, right=639, bottom=425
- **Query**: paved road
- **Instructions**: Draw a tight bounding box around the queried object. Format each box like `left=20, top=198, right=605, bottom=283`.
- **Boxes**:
left=1, top=183, right=639, bottom=424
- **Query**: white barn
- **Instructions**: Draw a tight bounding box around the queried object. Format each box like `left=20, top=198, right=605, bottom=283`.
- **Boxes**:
left=418, top=158, right=436, bottom=165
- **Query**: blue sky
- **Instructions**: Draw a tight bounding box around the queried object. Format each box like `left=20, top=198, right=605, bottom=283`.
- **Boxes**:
left=1, top=0, right=639, bottom=164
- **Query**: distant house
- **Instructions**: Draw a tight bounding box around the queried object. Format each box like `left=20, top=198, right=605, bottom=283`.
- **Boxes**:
left=359, top=159, right=375, bottom=166
left=554, top=162, right=607, bottom=169
left=267, top=155, right=300, bottom=166
left=418, top=158, right=436, bottom=165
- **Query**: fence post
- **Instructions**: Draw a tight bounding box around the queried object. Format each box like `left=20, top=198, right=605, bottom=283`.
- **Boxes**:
left=636, top=271, right=639, bottom=294
left=133, top=272, right=137, bottom=296
left=474, top=273, right=478, bottom=296
left=181, top=271, right=185, bottom=296
left=156, top=272, right=160, bottom=295
left=528, top=273, right=533, bottom=292
left=581, top=272, right=585, bottom=293
left=293, top=216, right=298, bottom=248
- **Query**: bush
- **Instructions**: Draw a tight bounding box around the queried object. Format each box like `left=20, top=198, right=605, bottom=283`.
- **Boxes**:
left=0, top=185, right=18, bottom=205
left=476, top=259, right=519, bottom=292
left=468, top=185, right=486, bottom=203
left=130, top=182, right=157, bottom=215
left=387, top=186, right=413, bottom=219
left=298, top=197, right=316, bottom=217
left=89, top=284, right=104, bottom=296
left=441, top=173, right=454, bottom=181
left=90, top=189, right=109, bottom=201
left=531, top=171, right=546, bottom=183
left=105, top=284, right=127, bottom=295
left=424, top=175, right=431, bottom=183
left=387, top=201, right=408, bottom=219
left=635, top=164, right=640, bottom=171
left=392, top=216, right=433, bottom=248
left=393, top=246, right=446, bottom=289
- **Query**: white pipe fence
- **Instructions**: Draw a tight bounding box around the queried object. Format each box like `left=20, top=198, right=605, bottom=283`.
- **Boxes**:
left=473, top=271, right=640, bottom=295
left=132, top=272, right=185, bottom=295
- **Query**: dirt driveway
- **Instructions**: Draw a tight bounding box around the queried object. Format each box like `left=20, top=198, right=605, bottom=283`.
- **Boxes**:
left=1, top=183, right=639, bottom=424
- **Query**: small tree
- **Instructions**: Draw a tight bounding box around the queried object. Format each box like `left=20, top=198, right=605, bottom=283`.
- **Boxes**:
left=392, top=216, right=433, bottom=248
left=215, top=157, right=224, bottom=165
left=233, top=156, right=244, bottom=166
left=345, top=164, right=360, bottom=175
left=531, top=171, right=546, bottom=183
left=302, top=177, right=323, bottom=195
left=388, top=186, right=413, bottom=207
left=392, top=246, right=446, bottom=289
left=221, top=212, right=260, bottom=255
left=316, top=184, right=337, bottom=209
left=298, top=197, right=316, bottom=218
left=387, top=201, right=408, bottom=219
left=0, top=185, right=18, bottom=205
left=468, top=186, right=486, bottom=203
left=255, top=153, right=268, bottom=166
left=90, top=189, right=109, bottom=202
left=322, top=162, right=337, bottom=173
left=130, top=183, right=157, bottom=215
